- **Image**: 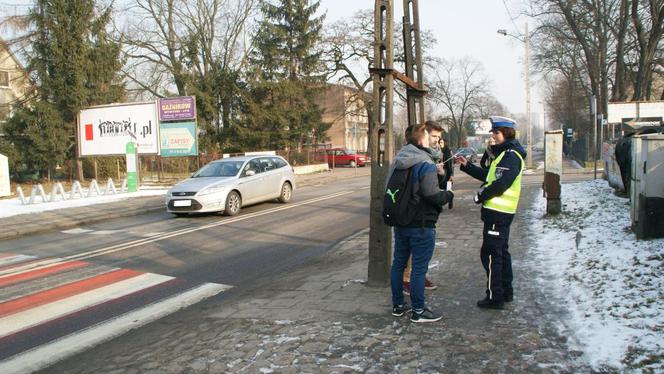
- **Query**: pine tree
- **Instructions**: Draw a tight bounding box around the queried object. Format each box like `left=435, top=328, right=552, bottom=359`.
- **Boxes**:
left=3, top=0, right=124, bottom=180
left=242, top=0, right=329, bottom=151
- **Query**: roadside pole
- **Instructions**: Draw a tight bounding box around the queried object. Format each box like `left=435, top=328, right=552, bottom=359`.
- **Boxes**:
left=591, top=95, right=598, bottom=179
left=126, top=142, right=139, bottom=192
left=368, top=0, right=394, bottom=286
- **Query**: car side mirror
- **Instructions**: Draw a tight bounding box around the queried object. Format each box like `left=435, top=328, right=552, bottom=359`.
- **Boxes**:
left=245, top=170, right=256, bottom=177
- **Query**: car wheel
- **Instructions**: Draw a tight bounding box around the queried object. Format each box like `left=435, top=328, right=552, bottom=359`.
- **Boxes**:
left=278, top=182, right=292, bottom=203
left=224, top=191, right=241, bottom=216
left=349, top=160, right=356, bottom=168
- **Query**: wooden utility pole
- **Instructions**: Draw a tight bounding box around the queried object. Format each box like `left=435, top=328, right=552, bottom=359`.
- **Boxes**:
left=402, top=0, right=426, bottom=126
left=368, top=0, right=395, bottom=286
left=368, top=0, right=427, bottom=285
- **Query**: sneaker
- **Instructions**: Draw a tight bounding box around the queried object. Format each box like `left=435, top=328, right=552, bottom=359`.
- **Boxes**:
left=477, top=296, right=505, bottom=310
left=403, top=282, right=411, bottom=296
left=410, top=307, right=443, bottom=323
left=392, top=303, right=411, bottom=317
left=425, top=279, right=438, bottom=290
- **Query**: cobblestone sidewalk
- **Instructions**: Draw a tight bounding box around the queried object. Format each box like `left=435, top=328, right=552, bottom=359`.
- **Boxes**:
left=45, top=184, right=592, bottom=373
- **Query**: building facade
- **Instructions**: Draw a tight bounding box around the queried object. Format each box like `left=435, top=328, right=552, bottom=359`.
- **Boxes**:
left=317, top=84, right=369, bottom=152
left=0, top=39, right=29, bottom=134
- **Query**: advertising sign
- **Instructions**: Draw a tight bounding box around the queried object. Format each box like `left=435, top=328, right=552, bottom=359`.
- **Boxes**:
left=159, top=96, right=196, bottom=121
left=0, top=153, right=10, bottom=197
left=78, top=102, right=159, bottom=156
left=607, top=101, right=664, bottom=124
left=545, top=131, right=564, bottom=176
left=159, top=121, right=197, bottom=157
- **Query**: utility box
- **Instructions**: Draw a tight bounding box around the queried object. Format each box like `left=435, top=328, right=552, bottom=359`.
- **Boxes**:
left=0, top=153, right=9, bottom=197
left=635, top=134, right=664, bottom=239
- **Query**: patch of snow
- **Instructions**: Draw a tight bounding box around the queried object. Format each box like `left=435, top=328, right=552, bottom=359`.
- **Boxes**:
left=569, top=160, right=584, bottom=169
left=341, top=279, right=366, bottom=288
left=529, top=179, right=663, bottom=371
left=331, top=364, right=364, bottom=372
left=0, top=187, right=168, bottom=218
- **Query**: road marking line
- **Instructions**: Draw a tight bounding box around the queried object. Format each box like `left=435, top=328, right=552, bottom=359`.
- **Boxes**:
left=60, top=228, right=92, bottom=234
left=0, top=273, right=173, bottom=338
left=0, top=283, right=229, bottom=374
left=0, top=255, right=37, bottom=268
left=1, top=190, right=356, bottom=275
left=0, top=261, right=88, bottom=288
left=0, top=269, right=142, bottom=318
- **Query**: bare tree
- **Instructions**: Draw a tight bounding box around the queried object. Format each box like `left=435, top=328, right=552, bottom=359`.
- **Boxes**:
left=528, top=0, right=664, bottom=112
left=118, top=0, right=258, bottom=142
left=631, top=0, right=664, bottom=100
left=429, top=57, right=490, bottom=148
left=319, top=9, right=439, bottom=133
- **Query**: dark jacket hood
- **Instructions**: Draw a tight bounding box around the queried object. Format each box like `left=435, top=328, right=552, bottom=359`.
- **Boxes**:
left=491, top=139, right=526, bottom=160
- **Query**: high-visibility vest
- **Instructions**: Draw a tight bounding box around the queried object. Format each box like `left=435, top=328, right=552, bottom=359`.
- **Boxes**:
left=483, top=149, right=524, bottom=214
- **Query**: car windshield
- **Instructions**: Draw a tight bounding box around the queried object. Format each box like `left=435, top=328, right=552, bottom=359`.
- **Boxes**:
left=344, top=149, right=357, bottom=155
left=192, top=160, right=244, bottom=178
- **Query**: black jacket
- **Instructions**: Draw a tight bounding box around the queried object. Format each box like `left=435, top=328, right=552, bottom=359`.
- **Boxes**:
left=460, top=139, right=526, bottom=217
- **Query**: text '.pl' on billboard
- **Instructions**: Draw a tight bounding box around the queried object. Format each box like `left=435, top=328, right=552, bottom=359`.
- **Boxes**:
left=159, top=121, right=197, bottom=157
left=159, top=96, right=196, bottom=121
left=78, top=102, right=159, bottom=156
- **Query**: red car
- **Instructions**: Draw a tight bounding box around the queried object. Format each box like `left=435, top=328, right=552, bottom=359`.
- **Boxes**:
left=326, top=148, right=367, bottom=167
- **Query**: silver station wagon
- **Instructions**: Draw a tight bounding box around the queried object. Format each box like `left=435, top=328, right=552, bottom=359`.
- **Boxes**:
left=166, top=155, right=296, bottom=217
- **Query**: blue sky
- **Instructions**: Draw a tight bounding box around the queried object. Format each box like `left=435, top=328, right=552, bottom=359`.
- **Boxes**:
left=1, top=0, right=541, bottom=117
left=319, top=0, right=541, bottom=116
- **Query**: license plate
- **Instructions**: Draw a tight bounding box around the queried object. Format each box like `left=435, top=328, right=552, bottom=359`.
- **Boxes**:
left=173, top=200, right=192, bottom=207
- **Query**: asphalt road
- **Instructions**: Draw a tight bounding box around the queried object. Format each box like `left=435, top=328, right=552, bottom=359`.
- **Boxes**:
left=0, top=156, right=593, bottom=373
left=1, top=176, right=375, bottom=373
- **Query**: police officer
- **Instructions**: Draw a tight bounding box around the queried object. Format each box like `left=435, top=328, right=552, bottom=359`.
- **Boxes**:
left=455, top=116, right=526, bottom=309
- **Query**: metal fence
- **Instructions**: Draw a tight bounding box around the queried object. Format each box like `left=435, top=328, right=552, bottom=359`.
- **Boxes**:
left=10, top=147, right=334, bottom=184
left=139, top=148, right=331, bottom=183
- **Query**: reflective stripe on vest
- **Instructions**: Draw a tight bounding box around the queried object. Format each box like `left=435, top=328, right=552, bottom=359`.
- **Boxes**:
left=483, top=149, right=524, bottom=214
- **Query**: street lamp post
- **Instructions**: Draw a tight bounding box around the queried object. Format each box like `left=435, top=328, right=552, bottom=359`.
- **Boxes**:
left=497, top=24, right=533, bottom=169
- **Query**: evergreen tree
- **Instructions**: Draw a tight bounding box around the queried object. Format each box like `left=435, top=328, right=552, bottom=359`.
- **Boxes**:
left=3, top=0, right=124, bottom=180
left=242, top=0, right=329, bottom=151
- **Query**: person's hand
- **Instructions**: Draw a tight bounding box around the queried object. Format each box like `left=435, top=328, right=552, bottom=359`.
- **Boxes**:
left=473, top=192, right=482, bottom=204
left=436, top=163, right=445, bottom=175
left=454, top=156, right=467, bottom=166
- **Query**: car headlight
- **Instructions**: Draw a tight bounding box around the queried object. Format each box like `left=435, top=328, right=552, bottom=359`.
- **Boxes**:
left=197, top=186, right=227, bottom=196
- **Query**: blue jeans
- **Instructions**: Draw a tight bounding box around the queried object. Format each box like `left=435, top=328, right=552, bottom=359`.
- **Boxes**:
left=391, top=227, right=436, bottom=310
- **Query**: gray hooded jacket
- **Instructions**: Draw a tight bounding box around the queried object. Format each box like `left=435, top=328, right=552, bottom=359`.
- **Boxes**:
left=386, top=144, right=453, bottom=227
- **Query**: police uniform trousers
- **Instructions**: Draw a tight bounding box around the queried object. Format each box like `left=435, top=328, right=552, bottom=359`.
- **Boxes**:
left=480, top=208, right=514, bottom=301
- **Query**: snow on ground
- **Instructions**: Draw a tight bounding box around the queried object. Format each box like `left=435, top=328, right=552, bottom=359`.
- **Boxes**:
left=529, top=179, right=663, bottom=371
left=0, top=187, right=168, bottom=218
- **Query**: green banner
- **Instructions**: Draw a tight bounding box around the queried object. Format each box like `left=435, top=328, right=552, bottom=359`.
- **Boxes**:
left=159, top=121, right=197, bottom=157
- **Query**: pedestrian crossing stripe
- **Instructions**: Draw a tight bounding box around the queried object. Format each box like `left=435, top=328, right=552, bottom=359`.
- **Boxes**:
left=0, top=252, right=232, bottom=374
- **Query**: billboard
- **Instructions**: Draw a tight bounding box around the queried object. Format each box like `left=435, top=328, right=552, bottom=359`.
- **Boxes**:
left=159, top=121, right=197, bottom=157
left=607, top=101, right=664, bottom=124
left=159, top=96, right=196, bottom=121
left=78, top=102, right=159, bottom=156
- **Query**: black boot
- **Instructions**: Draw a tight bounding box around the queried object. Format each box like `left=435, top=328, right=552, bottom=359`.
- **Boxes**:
left=477, top=296, right=504, bottom=309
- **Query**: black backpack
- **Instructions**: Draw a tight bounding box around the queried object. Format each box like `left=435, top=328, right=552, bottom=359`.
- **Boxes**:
left=383, top=167, right=420, bottom=226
